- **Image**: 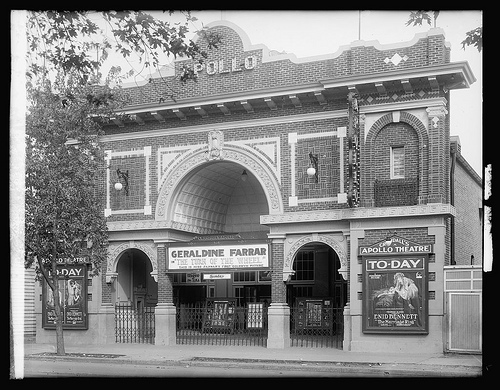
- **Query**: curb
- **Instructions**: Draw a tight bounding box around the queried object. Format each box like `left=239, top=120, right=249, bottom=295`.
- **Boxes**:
left=25, top=353, right=482, bottom=377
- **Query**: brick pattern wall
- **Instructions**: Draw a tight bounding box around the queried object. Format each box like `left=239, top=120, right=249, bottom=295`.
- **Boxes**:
left=361, top=112, right=430, bottom=207
left=357, top=228, right=435, bottom=250
left=453, top=160, right=482, bottom=265
left=117, top=25, right=450, bottom=106
left=157, top=246, right=174, bottom=304
left=271, top=241, right=286, bottom=303
left=110, top=155, right=146, bottom=211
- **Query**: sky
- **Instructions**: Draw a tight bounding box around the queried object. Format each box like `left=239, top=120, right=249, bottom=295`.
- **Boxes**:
left=113, top=10, right=483, bottom=177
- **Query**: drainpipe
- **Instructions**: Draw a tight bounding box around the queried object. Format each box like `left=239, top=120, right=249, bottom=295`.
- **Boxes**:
left=450, top=144, right=457, bottom=265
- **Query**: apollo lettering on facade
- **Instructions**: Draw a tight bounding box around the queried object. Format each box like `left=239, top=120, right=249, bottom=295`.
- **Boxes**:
left=193, top=55, right=258, bottom=75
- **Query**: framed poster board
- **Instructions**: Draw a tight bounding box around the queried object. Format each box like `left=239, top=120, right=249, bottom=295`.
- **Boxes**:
left=202, top=299, right=236, bottom=333
left=246, top=302, right=264, bottom=329
left=294, top=298, right=333, bottom=331
left=363, top=255, right=428, bottom=334
left=42, top=263, right=88, bottom=329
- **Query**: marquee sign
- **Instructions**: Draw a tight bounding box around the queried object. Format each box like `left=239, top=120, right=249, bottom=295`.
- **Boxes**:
left=167, top=243, right=269, bottom=271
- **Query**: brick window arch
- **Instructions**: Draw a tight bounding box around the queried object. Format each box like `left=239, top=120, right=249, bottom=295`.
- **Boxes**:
left=362, top=112, right=429, bottom=207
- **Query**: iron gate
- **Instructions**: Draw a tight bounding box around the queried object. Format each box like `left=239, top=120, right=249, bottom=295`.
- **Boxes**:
left=176, top=302, right=268, bottom=346
left=115, top=303, right=155, bottom=344
left=290, top=301, right=344, bottom=349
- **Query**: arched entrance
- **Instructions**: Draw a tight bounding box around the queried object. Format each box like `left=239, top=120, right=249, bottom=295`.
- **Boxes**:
left=111, top=248, right=158, bottom=344
left=114, top=248, right=158, bottom=309
left=287, top=242, right=347, bottom=348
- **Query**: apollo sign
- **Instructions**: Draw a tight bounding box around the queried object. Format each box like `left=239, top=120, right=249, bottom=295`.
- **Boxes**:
left=358, top=235, right=433, bottom=256
left=192, top=55, right=258, bottom=76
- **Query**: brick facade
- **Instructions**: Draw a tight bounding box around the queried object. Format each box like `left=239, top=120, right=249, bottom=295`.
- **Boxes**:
left=38, top=20, right=479, bottom=351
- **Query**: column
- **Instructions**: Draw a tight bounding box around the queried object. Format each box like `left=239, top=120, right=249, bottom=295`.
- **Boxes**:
left=267, top=234, right=290, bottom=348
left=155, top=243, right=177, bottom=345
left=426, top=105, right=448, bottom=203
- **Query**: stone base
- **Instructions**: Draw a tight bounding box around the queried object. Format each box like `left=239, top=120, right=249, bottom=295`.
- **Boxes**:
left=154, top=303, right=177, bottom=346
left=266, top=303, right=290, bottom=349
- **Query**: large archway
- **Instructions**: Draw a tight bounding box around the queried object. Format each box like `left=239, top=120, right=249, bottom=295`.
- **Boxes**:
left=155, top=143, right=284, bottom=226
left=170, top=161, right=270, bottom=235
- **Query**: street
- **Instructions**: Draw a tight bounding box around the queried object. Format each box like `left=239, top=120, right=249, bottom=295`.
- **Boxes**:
left=24, top=358, right=395, bottom=378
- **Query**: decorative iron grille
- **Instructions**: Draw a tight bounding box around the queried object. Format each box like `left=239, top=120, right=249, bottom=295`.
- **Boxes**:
left=176, top=302, right=268, bottom=347
left=115, top=303, right=155, bottom=344
left=290, top=302, right=344, bottom=349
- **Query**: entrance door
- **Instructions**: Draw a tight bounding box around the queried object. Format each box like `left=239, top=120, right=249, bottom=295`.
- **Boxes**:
left=288, top=243, right=346, bottom=348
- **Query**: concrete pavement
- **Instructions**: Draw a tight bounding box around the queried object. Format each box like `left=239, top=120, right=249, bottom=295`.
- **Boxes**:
left=23, top=341, right=483, bottom=377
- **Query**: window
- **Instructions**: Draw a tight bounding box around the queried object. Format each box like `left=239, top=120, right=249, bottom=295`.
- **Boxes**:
left=234, top=271, right=256, bottom=282
left=391, top=146, right=405, bottom=179
left=291, top=250, right=315, bottom=281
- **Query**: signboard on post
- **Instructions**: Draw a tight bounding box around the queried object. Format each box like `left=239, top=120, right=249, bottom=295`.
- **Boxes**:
left=42, top=261, right=88, bottom=330
left=167, top=243, right=269, bottom=271
left=360, top=236, right=430, bottom=334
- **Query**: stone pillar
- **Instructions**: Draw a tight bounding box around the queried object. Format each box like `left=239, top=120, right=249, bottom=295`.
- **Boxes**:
left=155, top=243, right=177, bottom=345
left=98, top=303, right=116, bottom=344
left=267, top=235, right=290, bottom=348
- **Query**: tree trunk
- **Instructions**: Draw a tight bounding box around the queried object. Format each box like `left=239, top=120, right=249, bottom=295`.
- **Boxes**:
left=52, top=272, right=65, bottom=355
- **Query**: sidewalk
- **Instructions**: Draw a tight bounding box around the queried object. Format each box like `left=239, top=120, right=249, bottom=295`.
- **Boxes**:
left=23, top=341, right=483, bottom=376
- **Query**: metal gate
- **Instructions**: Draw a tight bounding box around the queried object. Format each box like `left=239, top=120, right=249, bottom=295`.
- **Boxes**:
left=444, top=266, right=482, bottom=353
left=176, top=301, right=268, bottom=346
left=290, top=300, right=343, bottom=349
left=115, top=303, right=155, bottom=344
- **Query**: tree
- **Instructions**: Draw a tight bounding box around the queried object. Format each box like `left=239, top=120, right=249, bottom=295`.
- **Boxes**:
left=406, top=11, right=482, bottom=52
left=25, top=73, right=114, bottom=355
left=24, top=10, right=221, bottom=355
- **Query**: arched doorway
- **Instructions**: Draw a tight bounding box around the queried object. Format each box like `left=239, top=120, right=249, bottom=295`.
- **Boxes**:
left=114, top=248, right=158, bottom=310
left=287, top=242, right=346, bottom=348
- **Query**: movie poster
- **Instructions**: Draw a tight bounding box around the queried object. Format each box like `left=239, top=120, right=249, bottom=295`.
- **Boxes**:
left=363, top=256, right=428, bottom=334
left=42, top=264, right=88, bottom=329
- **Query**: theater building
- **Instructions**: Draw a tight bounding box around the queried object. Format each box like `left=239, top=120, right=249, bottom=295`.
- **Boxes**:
left=34, top=20, right=481, bottom=353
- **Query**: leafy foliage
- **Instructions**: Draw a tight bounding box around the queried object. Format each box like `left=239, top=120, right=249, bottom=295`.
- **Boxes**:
left=406, top=11, right=482, bottom=53
left=27, top=11, right=222, bottom=86
left=461, top=27, right=482, bottom=52
left=25, top=73, right=115, bottom=281
left=405, top=10, right=440, bottom=27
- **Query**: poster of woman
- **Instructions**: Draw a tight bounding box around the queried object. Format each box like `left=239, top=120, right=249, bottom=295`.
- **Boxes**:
left=363, top=256, right=428, bottom=334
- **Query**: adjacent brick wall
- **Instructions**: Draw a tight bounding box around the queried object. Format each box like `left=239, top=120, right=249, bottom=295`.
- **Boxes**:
left=453, top=156, right=482, bottom=265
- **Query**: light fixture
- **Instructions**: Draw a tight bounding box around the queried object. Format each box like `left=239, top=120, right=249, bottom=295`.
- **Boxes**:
left=115, top=169, right=129, bottom=196
left=241, top=169, right=248, bottom=182
left=307, top=152, right=319, bottom=183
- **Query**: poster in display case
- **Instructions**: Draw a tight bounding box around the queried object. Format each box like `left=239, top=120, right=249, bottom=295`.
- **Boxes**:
left=42, top=262, right=88, bottom=330
left=202, top=298, right=236, bottom=332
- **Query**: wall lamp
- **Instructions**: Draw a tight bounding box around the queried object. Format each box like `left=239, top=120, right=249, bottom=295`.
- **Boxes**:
left=115, top=168, right=129, bottom=196
left=307, top=152, right=319, bottom=183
